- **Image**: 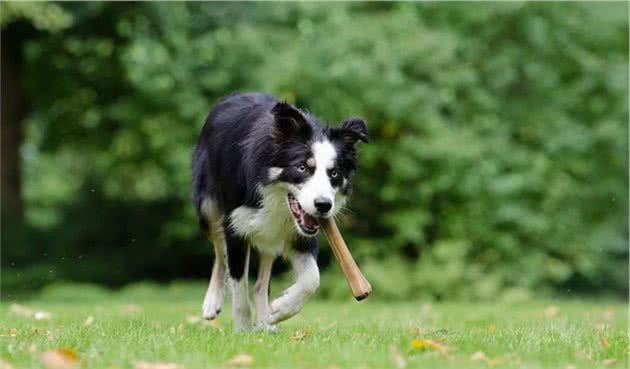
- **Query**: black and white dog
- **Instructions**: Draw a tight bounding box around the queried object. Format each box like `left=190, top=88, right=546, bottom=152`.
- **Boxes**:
left=192, top=93, right=367, bottom=331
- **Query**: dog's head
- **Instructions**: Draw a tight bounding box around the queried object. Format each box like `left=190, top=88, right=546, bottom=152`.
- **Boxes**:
left=267, top=102, right=368, bottom=237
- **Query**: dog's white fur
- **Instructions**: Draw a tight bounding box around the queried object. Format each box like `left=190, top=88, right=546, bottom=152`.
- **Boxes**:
left=295, top=141, right=338, bottom=215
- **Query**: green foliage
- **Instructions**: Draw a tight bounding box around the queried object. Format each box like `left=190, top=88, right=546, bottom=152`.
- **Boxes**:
left=3, top=2, right=628, bottom=298
left=0, top=2, right=71, bottom=31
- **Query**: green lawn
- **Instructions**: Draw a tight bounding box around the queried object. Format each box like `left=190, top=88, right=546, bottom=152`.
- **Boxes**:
left=1, top=283, right=627, bottom=369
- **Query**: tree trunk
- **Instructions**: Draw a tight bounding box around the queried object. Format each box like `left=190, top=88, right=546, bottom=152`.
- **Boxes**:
left=1, top=24, right=26, bottom=221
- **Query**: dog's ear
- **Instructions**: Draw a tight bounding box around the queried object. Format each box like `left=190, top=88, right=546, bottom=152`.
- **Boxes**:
left=339, top=118, right=369, bottom=145
left=271, top=102, right=311, bottom=141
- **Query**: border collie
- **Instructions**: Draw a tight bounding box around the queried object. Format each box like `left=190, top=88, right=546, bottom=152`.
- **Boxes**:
left=192, top=93, right=367, bottom=331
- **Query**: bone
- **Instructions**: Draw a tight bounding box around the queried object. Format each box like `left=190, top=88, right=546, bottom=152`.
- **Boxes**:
left=319, top=217, right=372, bottom=301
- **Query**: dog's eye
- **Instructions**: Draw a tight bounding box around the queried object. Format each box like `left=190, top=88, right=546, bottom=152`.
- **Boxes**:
left=297, top=165, right=306, bottom=173
left=330, top=169, right=339, bottom=178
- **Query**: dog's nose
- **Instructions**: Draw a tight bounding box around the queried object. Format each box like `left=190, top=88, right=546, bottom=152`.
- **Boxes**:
left=314, top=197, right=332, bottom=214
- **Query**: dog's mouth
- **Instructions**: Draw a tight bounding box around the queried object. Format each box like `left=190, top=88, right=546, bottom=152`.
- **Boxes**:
left=287, top=193, right=319, bottom=236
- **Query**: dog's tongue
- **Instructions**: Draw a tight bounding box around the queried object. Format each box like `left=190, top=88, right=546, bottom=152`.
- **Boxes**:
left=303, top=213, right=318, bottom=229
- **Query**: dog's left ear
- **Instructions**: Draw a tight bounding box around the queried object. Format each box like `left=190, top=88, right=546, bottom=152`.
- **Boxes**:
left=340, top=118, right=369, bottom=145
left=271, top=102, right=311, bottom=141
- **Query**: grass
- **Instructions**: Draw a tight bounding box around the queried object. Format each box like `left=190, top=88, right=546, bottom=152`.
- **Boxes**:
left=1, top=282, right=628, bottom=369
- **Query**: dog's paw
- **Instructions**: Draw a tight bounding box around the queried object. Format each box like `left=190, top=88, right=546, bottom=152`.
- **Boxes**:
left=269, top=296, right=304, bottom=324
left=254, top=322, right=278, bottom=333
left=202, top=287, right=224, bottom=320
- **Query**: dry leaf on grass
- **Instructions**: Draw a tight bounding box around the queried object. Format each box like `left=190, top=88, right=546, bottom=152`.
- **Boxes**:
left=600, top=336, right=610, bottom=348
left=35, top=311, right=52, bottom=320
left=135, top=361, right=183, bottom=369
left=10, top=304, right=34, bottom=316
left=410, top=338, right=442, bottom=351
left=471, top=351, right=487, bottom=361
left=185, top=315, right=201, bottom=324
left=226, top=354, right=254, bottom=367
left=122, top=304, right=144, bottom=314
left=0, top=359, right=15, bottom=369
left=470, top=351, right=515, bottom=366
left=291, top=328, right=311, bottom=341
left=575, top=350, right=593, bottom=361
left=603, top=308, right=616, bottom=321
left=9, top=328, right=17, bottom=337
left=602, top=358, right=617, bottom=366
left=84, top=316, right=95, bottom=326
left=41, top=348, right=81, bottom=369
left=544, top=305, right=559, bottom=318
left=10, top=304, right=52, bottom=320
left=389, top=345, right=407, bottom=369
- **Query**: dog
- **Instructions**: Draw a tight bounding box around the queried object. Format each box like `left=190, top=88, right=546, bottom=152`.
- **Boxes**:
left=192, top=92, right=368, bottom=331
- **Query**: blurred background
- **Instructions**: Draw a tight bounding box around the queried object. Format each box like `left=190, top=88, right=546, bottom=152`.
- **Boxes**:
left=1, top=2, right=628, bottom=301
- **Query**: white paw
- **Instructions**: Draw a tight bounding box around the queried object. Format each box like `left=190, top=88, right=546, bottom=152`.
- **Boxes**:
left=254, top=322, right=278, bottom=333
left=232, top=304, right=252, bottom=332
left=269, top=294, right=304, bottom=324
left=202, top=287, right=224, bottom=320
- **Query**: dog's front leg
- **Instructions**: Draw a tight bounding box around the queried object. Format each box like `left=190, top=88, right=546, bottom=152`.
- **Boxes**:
left=254, top=252, right=276, bottom=331
left=225, top=225, right=252, bottom=332
left=269, top=250, right=319, bottom=324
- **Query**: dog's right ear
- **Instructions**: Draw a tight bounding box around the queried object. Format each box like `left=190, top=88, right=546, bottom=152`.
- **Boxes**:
left=271, top=102, right=311, bottom=141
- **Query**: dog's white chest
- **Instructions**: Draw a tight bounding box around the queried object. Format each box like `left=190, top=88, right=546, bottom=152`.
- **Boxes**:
left=229, top=186, right=295, bottom=255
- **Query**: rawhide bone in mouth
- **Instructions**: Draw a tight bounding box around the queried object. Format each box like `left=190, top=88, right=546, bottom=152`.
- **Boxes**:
left=319, top=217, right=372, bottom=301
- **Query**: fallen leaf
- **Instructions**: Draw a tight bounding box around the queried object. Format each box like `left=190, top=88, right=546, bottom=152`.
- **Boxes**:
left=291, top=328, right=311, bottom=341
left=122, top=304, right=143, bottom=314
left=35, top=311, right=52, bottom=320
left=10, top=304, right=34, bottom=317
left=575, top=350, right=593, bottom=361
left=9, top=328, right=17, bottom=337
left=602, top=358, right=617, bottom=366
left=84, top=316, right=95, bottom=326
left=544, top=305, right=559, bottom=318
left=0, top=359, right=15, bottom=369
left=600, top=335, right=610, bottom=348
left=486, top=356, right=509, bottom=366
left=410, top=338, right=443, bottom=351
left=226, top=354, right=254, bottom=367
left=10, top=304, right=52, bottom=320
left=471, top=351, right=487, bottom=361
left=185, top=315, right=201, bottom=324
left=135, top=361, right=183, bottom=369
left=389, top=345, right=407, bottom=369
left=41, top=348, right=81, bottom=369
left=603, top=308, right=616, bottom=321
